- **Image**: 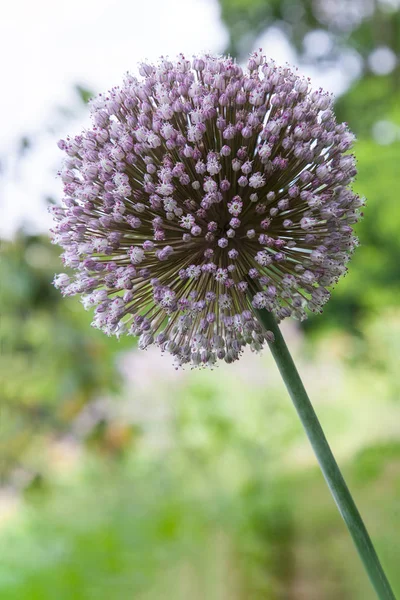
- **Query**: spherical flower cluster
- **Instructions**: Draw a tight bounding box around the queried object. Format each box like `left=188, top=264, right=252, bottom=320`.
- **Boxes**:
left=51, top=51, right=363, bottom=367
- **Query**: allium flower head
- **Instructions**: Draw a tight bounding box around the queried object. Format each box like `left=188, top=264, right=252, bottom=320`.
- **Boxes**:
left=51, top=51, right=363, bottom=367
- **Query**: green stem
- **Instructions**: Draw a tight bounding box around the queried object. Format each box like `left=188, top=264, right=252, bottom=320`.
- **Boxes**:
left=257, top=309, right=396, bottom=600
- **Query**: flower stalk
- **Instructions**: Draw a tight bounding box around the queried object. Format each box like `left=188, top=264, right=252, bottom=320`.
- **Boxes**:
left=255, top=307, right=396, bottom=600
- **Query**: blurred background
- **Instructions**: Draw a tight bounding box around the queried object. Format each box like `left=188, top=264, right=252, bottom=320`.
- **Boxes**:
left=1, top=0, right=400, bottom=598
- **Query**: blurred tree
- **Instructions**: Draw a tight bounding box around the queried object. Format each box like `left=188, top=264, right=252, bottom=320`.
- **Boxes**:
left=219, top=0, right=400, bottom=82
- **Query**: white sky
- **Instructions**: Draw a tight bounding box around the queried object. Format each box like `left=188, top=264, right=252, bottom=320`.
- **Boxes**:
left=0, top=0, right=357, bottom=238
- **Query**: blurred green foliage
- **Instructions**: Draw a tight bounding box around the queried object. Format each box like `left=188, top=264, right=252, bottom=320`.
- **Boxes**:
left=1, top=1, right=400, bottom=598
left=0, top=439, right=399, bottom=599
left=0, top=233, right=133, bottom=480
left=219, top=0, right=400, bottom=67
left=335, top=74, right=400, bottom=139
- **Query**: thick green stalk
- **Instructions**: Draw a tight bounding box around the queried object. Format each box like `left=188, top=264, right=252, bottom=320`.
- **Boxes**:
left=256, top=308, right=396, bottom=600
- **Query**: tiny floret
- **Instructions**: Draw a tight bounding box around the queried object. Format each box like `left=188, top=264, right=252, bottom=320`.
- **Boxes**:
left=51, top=51, right=361, bottom=367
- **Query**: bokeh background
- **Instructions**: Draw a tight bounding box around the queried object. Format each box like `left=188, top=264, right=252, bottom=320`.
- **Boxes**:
left=1, top=1, right=400, bottom=598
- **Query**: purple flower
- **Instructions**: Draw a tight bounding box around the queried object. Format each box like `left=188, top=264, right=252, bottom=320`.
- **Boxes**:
left=51, top=51, right=363, bottom=367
